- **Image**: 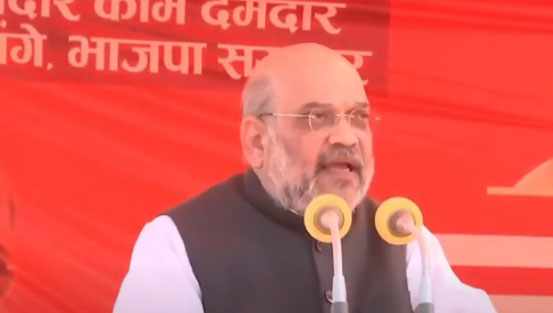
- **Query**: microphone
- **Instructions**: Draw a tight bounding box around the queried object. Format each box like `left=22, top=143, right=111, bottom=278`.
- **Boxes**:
left=375, top=197, right=434, bottom=313
left=304, top=194, right=352, bottom=313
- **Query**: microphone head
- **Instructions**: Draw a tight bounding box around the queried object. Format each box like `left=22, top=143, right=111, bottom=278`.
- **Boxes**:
left=304, top=194, right=352, bottom=243
left=375, top=197, right=423, bottom=245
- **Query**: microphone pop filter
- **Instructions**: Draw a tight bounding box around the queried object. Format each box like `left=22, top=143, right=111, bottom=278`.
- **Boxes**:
left=304, top=194, right=352, bottom=243
left=375, top=197, right=423, bottom=245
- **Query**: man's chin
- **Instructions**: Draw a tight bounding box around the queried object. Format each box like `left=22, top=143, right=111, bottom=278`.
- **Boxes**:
left=316, top=175, right=360, bottom=194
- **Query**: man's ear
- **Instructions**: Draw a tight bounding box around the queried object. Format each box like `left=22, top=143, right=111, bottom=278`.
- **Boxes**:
left=240, top=116, right=267, bottom=169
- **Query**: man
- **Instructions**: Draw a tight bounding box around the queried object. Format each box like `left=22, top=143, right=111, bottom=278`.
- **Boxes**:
left=113, top=43, right=497, bottom=313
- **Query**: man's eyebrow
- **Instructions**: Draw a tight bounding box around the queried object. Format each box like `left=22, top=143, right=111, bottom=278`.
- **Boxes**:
left=297, top=101, right=370, bottom=112
left=297, top=102, right=333, bottom=112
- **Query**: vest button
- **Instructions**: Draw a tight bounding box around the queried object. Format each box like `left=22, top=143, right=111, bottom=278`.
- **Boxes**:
left=314, top=240, right=323, bottom=252
left=324, top=290, right=333, bottom=303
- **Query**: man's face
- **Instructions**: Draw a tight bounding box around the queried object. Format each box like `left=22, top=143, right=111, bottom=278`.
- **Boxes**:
left=262, top=59, right=375, bottom=214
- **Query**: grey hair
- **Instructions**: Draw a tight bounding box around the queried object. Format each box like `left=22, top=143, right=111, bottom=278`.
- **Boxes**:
left=241, top=75, right=275, bottom=117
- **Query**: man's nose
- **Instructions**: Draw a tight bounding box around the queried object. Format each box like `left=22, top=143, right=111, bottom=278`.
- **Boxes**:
left=327, top=117, right=358, bottom=147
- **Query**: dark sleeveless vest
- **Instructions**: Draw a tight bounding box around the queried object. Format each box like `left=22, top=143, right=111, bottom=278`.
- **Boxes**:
left=166, top=170, right=413, bottom=313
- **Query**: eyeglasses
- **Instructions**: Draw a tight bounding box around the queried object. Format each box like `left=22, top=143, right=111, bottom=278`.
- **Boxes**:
left=258, top=108, right=380, bottom=132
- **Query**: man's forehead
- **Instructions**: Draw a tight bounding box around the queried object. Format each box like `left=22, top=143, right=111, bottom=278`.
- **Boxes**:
left=267, top=64, right=368, bottom=110
left=246, top=43, right=369, bottom=112
left=274, top=76, right=369, bottom=111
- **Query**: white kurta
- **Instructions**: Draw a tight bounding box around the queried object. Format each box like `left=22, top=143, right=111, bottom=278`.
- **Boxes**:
left=113, top=215, right=497, bottom=313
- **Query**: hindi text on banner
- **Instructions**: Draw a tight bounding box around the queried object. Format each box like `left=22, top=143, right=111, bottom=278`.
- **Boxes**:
left=0, top=0, right=80, bottom=21
left=217, top=43, right=372, bottom=83
left=0, top=20, right=47, bottom=68
left=217, top=43, right=275, bottom=79
left=67, top=35, right=206, bottom=74
left=202, top=0, right=346, bottom=34
left=94, top=0, right=186, bottom=24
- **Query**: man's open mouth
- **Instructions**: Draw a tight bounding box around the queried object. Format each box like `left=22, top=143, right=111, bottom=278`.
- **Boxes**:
left=320, top=158, right=362, bottom=174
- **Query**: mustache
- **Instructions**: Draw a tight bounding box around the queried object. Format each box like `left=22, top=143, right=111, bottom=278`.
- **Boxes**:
left=316, top=146, right=364, bottom=174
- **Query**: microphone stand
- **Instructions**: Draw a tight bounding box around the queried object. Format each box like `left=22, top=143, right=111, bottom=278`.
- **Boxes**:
left=324, top=213, right=348, bottom=313
left=375, top=197, right=433, bottom=313
left=404, top=224, right=434, bottom=313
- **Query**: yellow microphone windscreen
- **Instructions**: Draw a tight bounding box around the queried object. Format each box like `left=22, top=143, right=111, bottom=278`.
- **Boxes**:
left=375, top=197, right=423, bottom=245
left=304, top=194, right=352, bottom=243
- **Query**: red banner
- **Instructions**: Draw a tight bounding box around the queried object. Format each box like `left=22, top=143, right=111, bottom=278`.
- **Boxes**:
left=1, top=0, right=552, bottom=312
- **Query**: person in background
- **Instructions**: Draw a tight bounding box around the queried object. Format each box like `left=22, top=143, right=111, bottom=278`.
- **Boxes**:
left=0, top=244, right=13, bottom=299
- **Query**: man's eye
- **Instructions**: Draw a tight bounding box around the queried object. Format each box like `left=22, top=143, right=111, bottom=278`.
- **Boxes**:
left=352, top=110, right=370, bottom=120
left=310, top=111, right=333, bottom=120
left=310, top=112, right=326, bottom=120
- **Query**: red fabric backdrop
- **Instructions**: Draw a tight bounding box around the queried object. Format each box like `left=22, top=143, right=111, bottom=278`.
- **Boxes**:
left=0, top=0, right=552, bottom=312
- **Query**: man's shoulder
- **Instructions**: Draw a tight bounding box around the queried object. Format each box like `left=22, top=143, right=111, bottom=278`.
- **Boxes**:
left=165, top=172, right=246, bottom=220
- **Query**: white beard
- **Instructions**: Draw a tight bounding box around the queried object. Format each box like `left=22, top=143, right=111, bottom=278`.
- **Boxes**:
left=262, top=129, right=373, bottom=215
